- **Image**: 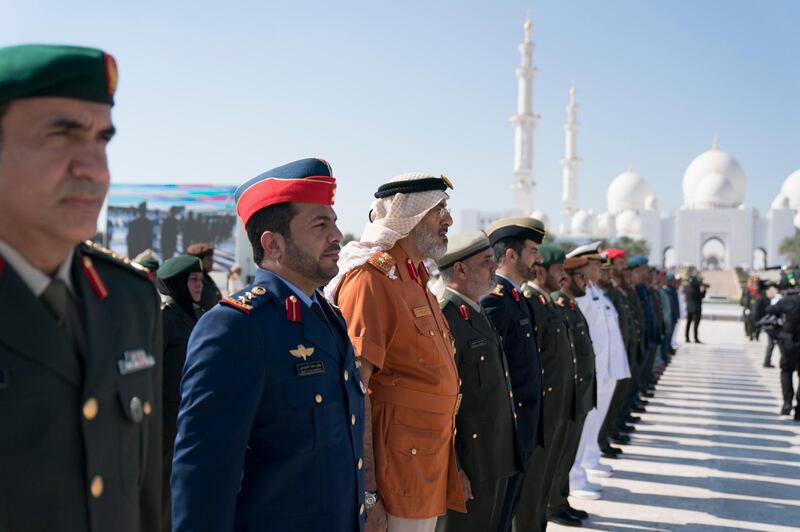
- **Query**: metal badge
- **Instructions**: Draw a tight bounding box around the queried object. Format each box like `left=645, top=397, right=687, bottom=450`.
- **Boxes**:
left=129, top=396, right=144, bottom=423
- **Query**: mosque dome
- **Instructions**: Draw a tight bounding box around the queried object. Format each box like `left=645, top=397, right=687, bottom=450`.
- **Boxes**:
left=771, top=193, right=790, bottom=211
left=692, top=172, right=737, bottom=208
left=607, top=169, right=654, bottom=214
left=778, top=169, right=800, bottom=209
left=682, top=140, right=746, bottom=209
left=596, top=212, right=611, bottom=235
left=530, top=209, right=550, bottom=232
left=614, top=209, right=642, bottom=239
left=644, top=195, right=659, bottom=211
left=570, top=209, right=597, bottom=237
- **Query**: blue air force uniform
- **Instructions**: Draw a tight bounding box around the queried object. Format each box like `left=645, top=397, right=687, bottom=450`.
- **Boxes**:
left=171, top=268, right=365, bottom=531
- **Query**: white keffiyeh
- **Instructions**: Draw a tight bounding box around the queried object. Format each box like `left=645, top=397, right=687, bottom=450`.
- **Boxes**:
left=324, top=171, right=448, bottom=300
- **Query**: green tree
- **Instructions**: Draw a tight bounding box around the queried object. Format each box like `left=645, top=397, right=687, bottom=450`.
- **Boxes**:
left=779, top=234, right=800, bottom=265
left=342, top=233, right=356, bottom=245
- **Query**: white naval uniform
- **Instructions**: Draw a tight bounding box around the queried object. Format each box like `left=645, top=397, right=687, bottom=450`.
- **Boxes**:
left=569, top=282, right=630, bottom=490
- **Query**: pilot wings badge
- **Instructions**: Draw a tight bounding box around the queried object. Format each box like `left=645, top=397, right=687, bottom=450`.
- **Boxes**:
left=290, top=344, right=315, bottom=361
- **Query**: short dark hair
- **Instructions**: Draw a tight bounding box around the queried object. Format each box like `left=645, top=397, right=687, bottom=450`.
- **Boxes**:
left=439, top=265, right=455, bottom=283
left=246, top=202, right=297, bottom=265
left=0, top=101, right=9, bottom=153
left=492, top=237, right=527, bottom=265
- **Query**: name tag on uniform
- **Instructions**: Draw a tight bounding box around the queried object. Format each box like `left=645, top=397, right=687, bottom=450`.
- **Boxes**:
left=118, top=349, right=156, bottom=375
left=413, top=306, right=432, bottom=318
left=468, top=338, right=489, bottom=348
left=296, top=360, right=326, bottom=377
left=519, top=318, right=530, bottom=326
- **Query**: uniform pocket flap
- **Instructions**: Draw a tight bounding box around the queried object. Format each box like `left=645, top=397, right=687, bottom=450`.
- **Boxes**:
left=285, top=378, right=341, bottom=409
left=386, top=423, right=448, bottom=456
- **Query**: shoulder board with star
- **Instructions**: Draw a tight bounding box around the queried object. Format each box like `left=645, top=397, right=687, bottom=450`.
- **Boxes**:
left=491, top=283, right=504, bottom=297
left=554, top=296, right=565, bottom=307
left=367, top=251, right=396, bottom=276
left=80, top=240, right=151, bottom=278
left=523, top=288, right=533, bottom=299
left=219, top=285, right=269, bottom=315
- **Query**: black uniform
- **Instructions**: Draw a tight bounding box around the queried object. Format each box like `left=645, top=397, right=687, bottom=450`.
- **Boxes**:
left=481, top=275, right=542, bottom=532
left=436, top=289, right=520, bottom=532
left=765, top=294, right=800, bottom=419
left=548, top=291, right=597, bottom=517
left=684, top=279, right=706, bottom=342
left=160, top=296, right=198, bottom=532
left=199, top=272, right=223, bottom=311
left=515, top=283, right=576, bottom=532
left=602, top=286, right=637, bottom=442
left=0, top=241, right=162, bottom=532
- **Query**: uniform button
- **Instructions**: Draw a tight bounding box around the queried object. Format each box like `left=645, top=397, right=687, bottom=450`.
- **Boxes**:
left=513, top=412, right=518, bottom=420
left=90, top=475, right=104, bottom=498
left=429, top=330, right=434, bottom=336
left=557, top=328, right=561, bottom=333
left=534, top=326, right=538, bottom=332
left=580, top=377, right=584, bottom=382
left=505, top=371, right=509, bottom=377
left=315, top=394, right=323, bottom=404
left=548, top=386, right=553, bottom=392
left=517, top=402, right=522, bottom=407
left=526, top=332, right=531, bottom=338
left=360, top=504, right=365, bottom=515
left=143, top=401, right=152, bottom=416
left=541, top=369, right=545, bottom=375
left=480, top=355, right=485, bottom=362
left=351, top=414, right=356, bottom=426
left=130, top=397, right=143, bottom=423
left=344, top=370, right=350, bottom=381
left=573, top=358, right=577, bottom=364
left=411, top=448, right=418, bottom=455
left=82, top=398, right=98, bottom=420
left=509, top=391, right=513, bottom=398
left=442, top=331, right=448, bottom=338
left=472, top=433, right=478, bottom=439
left=358, top=458, right=363, bottom=470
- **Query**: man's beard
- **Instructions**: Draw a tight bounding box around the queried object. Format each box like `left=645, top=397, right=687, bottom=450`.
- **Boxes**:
left=411, top=222, right=447, bottom=261
left=516, top=260, right=537, bottom=283
left=466, top=273, right=496, bottom=300
left=284, top=238, right=339, bottom=288
left=569, top=279, right=586, bottom=297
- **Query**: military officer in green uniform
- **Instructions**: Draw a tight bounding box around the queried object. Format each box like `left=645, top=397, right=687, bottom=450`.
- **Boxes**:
left=516, top=244, right=579, bottom=531
left=0, top=45, right=162, bottom=532
left=434, top=232, right=520, bottom=532
left=551, top=255, right=597, bottom=524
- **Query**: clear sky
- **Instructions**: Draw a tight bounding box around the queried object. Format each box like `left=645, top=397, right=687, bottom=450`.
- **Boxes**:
left=3, top=0, right=798, bottom=236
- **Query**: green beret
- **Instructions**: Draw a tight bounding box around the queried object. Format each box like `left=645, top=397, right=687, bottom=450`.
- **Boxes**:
left=486, top=216, right=546, bottom=246
left=0, top=44, right=118, bottom=106
left=137, top=258, right=160, bottom=272
left=538, top=244, right=565, bottom=267
left=437, top=231, right=490, bottom=270
left=626, top=255, right=649, bottom=270
left=157, top=255, right=203, bottom=280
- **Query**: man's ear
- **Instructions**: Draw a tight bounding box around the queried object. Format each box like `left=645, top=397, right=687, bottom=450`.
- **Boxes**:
left=260, top=231, right=284, bottom=261
left=454, top=262, right=468, bottom=281
left=504, top=247, right=517, bottom=264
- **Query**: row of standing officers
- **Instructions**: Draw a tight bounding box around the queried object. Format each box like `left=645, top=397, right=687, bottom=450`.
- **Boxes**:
left=0, top=43, right=680, bottom=532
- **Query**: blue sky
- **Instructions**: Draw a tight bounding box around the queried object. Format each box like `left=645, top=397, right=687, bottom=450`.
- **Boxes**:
left=3, top=0, right=798, bottom=235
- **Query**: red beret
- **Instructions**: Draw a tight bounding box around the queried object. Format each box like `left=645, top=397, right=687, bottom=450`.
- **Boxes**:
left=604, top=248, right=625, bottom=260
left=235, top=158, right=337, bottom=227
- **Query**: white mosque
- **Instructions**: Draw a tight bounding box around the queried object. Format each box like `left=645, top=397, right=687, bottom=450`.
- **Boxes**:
left=462, top=16, right=800, bottom=270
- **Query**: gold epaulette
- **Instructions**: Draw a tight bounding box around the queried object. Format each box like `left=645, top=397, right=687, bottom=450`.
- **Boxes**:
left=491, top=283, right=504, bottom=297
left=367, top=251, right=395, bottom=276
left=555, top=296, right=565, bottom=307
left=219, top=286, right=268, bottom=315
left=81, top=240, right=150, bottom=277
left=523, top=288, right=533, bottom=299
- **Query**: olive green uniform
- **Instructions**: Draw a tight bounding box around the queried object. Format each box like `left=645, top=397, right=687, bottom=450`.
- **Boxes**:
left=436, top=288, right=520, bottom=532
left=515, top=283, right=576, bottom=532
left=0, top=241, right=163, bottom=532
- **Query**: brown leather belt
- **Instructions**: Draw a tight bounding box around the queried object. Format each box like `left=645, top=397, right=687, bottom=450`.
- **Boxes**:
left=370, top=383, right=461, bottom=417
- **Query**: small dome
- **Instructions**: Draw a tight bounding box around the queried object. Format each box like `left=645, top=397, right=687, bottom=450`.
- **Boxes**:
left=596, top=212, right=611, bottom=235
left=692, top=172, right=737, bottom=208
left=615, top=209, right=642, bottom=239
left=571, top=209, right=597, bottom=237
left=607, top=170, right=654, bottom=214
left=779, top=169, right=800, bottom=209
left=683, top=143, right=746, bottom=208
left=772, top=193, right=790, bottom=210
left=644, top=195, right=659, bottom=211
left=530, top=209, right=550, bottom=232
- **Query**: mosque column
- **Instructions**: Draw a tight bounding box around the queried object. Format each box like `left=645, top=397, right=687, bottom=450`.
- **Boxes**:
left=560, top=83, right=581, bottom=234
left=511, top=15, right=539, bottom=215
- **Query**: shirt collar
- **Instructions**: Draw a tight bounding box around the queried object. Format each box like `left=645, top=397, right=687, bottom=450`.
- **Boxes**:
left=272, top=272, right=316, bottom=307
left=496, top=272, right=523, bottom=289
left=444, top=287, right=482, bottom=312
left=0, top=240, right=74, bottom=297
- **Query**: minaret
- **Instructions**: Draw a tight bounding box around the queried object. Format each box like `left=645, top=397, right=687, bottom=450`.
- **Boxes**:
left=510, top=15, right=539, bottom=215
left=560, top=82, right=582, bottom=234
